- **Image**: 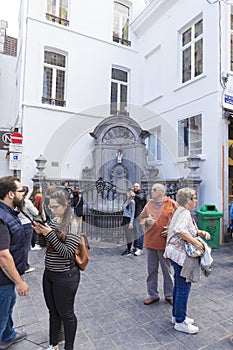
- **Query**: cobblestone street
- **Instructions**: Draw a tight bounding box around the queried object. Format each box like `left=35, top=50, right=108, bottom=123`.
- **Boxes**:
left=11, top=241, right=233, bottom=350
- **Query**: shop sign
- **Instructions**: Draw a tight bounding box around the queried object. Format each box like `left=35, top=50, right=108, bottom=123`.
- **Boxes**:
left=0, top=130, right=11, bottom=150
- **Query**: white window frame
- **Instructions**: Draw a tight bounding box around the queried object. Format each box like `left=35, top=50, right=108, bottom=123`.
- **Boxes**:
left=113, top=1, right=131, bottom=46
left=146, top=127, right=161, bottom=162
left=42, top=49, right=67, bottom=107
left=46, top=0, right=69, bottom=26
left=180, top=16, right=203, bottom=83
left=110, top=66, right=129, bottom=115
left=178, top=114, right=202, bottom=157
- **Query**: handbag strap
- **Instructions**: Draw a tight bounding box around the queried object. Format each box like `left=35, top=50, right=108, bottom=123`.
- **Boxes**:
left=19, top=209, right=34, bottom=224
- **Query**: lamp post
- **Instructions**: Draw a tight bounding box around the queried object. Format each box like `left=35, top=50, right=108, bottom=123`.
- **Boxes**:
left=186, top=154, right=202, bottom=214
left=32, top=155, right=47, bottom=189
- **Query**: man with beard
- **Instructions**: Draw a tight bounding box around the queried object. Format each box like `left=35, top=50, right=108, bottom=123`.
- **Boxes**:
left=0, top=176, right=29, bottom=350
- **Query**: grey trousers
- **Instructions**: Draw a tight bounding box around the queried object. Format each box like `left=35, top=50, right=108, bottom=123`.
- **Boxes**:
left=145, top=248, right=173, bottom=299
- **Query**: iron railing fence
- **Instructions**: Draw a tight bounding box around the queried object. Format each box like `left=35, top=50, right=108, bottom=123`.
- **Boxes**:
left=39, top=177, right=180, bottom=243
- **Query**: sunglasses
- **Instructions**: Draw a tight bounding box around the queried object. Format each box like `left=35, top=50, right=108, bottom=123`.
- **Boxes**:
left=15, top=189, right=25, bottom=193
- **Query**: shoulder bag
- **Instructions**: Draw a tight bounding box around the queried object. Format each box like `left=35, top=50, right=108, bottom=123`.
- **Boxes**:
left=185, top=239, right=203, bottom=258
left=75, top=234, right=90, bottom=271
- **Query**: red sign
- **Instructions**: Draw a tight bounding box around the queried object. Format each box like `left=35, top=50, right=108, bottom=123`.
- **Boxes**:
left=11, top=132, right=23, bottom=144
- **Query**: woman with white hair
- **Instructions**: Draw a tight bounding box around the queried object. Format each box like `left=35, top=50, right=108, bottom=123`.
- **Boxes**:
left=164, top=187, right=210, bottom=334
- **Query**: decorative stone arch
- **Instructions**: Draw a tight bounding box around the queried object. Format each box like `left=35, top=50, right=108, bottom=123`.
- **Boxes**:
left=82, top=115, right=158, bottom=197
left=89, top=115, right=145, bottom=144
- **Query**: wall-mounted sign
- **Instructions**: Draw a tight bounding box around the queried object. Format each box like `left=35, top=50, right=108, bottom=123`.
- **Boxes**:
left=11, top=131, right=23, bottom=144
left=9, top=143, right=22, bottom=153
left=224, top=90, right=233, bottom=111
left=0, top=131, right=11, bottom=150
left=9, top=153, right=21, bottom=170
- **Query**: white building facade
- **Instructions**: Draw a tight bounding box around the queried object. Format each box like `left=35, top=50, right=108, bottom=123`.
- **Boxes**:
left=131, top=0, right=233, bottom=238
left=15, top=0, right=146, bottom=182
left=0, top=20, right=18, bottom=175
left=1, top=0, right=233, bottom=241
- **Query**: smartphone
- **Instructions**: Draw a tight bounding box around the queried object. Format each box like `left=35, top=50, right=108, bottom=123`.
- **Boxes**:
left=34, top=219, right=47, bottom=226
left=19, top=210, right=47, bottom=227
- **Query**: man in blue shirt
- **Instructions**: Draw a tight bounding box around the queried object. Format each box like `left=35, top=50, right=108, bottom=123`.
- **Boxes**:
left=0, top=176, right=29, bottom=349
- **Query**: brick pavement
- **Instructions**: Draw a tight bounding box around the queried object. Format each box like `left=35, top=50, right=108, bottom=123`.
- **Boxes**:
left=10, top=241, right=233, bottom=350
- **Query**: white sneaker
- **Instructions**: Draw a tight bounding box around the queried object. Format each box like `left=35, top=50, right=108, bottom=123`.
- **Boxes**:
left=134, top=248, right=143, bottom=256
left=171, top=316, right=194, bottom=324
left=31, top=244, right=41, bottom=250
left=46, top=345, right=58, bottom=350
left=25, top=267, right=35, bottom=273
left=174, top=320, right=199, bottom=334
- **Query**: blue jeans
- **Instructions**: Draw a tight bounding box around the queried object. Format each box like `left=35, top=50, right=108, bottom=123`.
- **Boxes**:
left=170, top=260, right=191, bottom=323
left=0, top=283, right=16, bottom=342
left=133, top=216, right=144, bottom=250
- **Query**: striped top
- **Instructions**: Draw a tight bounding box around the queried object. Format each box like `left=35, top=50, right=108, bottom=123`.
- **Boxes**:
left=44, top=218, right=81, bottom=272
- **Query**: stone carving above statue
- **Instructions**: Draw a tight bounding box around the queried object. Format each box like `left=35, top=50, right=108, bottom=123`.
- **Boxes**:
left=102, top=126, right=134, bottom=144
left=145, top=165, right=159, bottom=179
left=82, top=166, right=94, bottom=179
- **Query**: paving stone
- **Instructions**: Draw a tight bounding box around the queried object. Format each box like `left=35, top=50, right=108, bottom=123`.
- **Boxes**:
left=9, top=241, right=233, bottom=349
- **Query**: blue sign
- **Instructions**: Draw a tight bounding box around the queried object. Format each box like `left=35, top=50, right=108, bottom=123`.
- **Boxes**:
left=225, top=94, right=233, bottom=105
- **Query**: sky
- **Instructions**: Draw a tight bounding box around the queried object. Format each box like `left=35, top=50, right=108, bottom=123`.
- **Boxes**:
left=0, top=0, right=21, bottom=37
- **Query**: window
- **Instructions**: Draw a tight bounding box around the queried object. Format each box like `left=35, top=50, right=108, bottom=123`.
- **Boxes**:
left=110, top=67, right=128, bottom=115
left=46, top=0, right=69, bottom=26
left=113, top=2, right=131, bottom=47
left=178, top=114, right=202, bottom=157
left=42, top=50, right=66, bottom=107
left=146, top=128, right=161, bottom=162
left=181, top=18, right=203, bottom=83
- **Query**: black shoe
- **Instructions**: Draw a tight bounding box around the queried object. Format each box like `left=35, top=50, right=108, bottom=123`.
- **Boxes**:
left=165, top=298, right=173, bottom=305
left=121, top=249, right=131, bottom=256
left=0, top=332, right=27, bottom=349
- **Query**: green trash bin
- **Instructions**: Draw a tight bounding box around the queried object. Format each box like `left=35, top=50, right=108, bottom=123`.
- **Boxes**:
left=196, top=204, right=223, bottom=248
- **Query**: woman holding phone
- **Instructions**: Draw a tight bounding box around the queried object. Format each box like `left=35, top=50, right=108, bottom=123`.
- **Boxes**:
left=33, top=187, right=81, bottom=350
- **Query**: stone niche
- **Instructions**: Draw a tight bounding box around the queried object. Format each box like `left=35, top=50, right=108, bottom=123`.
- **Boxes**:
left=80, top=115, right=159, bottom=201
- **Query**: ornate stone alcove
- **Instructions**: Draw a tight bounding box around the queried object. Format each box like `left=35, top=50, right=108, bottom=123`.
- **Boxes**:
left=80, top=115, right=159, bottom=200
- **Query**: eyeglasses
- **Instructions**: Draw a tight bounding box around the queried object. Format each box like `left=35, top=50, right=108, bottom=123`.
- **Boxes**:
left=15, top=189, right=25, bottom=193
left=49, top=205, right=61, bottom=210
left=191, top=197, right=197, bottom=201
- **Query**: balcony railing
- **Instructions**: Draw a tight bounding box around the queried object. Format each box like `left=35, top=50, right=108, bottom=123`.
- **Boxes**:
left=46, top=13, right=69, bottom=27
left=113, top=35, right=131, bottom=47
left=41, top=96, right=66, bottom=107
